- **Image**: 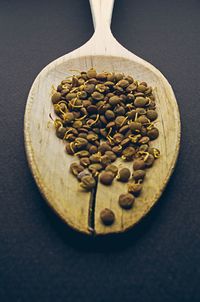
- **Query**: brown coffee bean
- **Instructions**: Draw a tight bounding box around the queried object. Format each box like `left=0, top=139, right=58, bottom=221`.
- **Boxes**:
left=117, top=79, right=129, bottom=88
left=109, top=95, right=121, bottom=106
left=127, top=110, right=136, bottom=119
left=133, top=159, right=146, bottom=170
left=122, top=146, right=136, bottom=161
left=84, top=83, right=95, bottom=94
left=91, top=91, right=104, bottom=101
left=113, top=133, right=124, bottom=143
left=119, top=193, right=135, bottom=209
left=87, top=68, right=97, bottom=79
left=100, top=171, right=115, bottom=185
left=115, top=116, right=126, bottom=128
left=88, top=145, right=98, bottom=154
left=147, top=128, right=159, bottom=140
left=87, top=105, right=98, bottom=114
left=80, top=175, right=96, bottom=190
left=106, top=121, right=115, bottom=129
left=136, top=116, right=149, bottom=124
left=136, top=108, right=146, bottom=115
left=121, top=137, right=131, bottom=148
left=117, top=168, right=131, bottom=182
left=77, top=170, right=92, bottom=181
left=134, top=97, right=147, bottom=107
left=144, top=154, right=155, bottom=167
left=105, top=164, right=118, bottom=177
left=88, top=163, right=103, bottom=174
left=74, top=137, right=88, bottom=149
left=86, top=133, right=98, bottom=142
left=105, top=110, right=115, bottom=120
left=112, top=145, right=122, bottom=155
left=128, top=183, right=143, bottom=196
left=51, top=92, right=61, bottom=104
left=105, top=151, right=117, bottom=162
left=114, top=106, right=126, bottom=116
left=119, top=125, right=129, bottom=134
left=100, top=155, right=112, bottom=167
left=65, top=142, right=75, bottom=155
left=129, top=121, right=142, bottom=132
left=138, top=136, right=150, bottom=145
left=79, top=157, right=91, bottom=167
left=55, top=126, right=66, bottom=139
left=90, top=153, right=101, bottom=163
left=100, top=208, right=115, bottom=226
left=76, top=150, right=90, bottom=158
left=98, top=143, right=112, bottom=154
left=137, top=85, right=147, bottom=92
left=70, top=162, right=84, bottom=176
left=133, top=170, right=146, bottom=181
left=146, top=110, right=158, bottom=121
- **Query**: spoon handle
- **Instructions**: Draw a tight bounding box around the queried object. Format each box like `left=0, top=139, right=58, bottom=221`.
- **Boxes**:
left=89, top=0, right=115, bottom=30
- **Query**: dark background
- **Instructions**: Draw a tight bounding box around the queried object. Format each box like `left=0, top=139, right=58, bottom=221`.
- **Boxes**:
left=0, top=0, right=200, bottom=301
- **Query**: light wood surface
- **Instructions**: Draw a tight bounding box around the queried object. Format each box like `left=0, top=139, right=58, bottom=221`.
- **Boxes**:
left=24, top=0, right=181, bottom=235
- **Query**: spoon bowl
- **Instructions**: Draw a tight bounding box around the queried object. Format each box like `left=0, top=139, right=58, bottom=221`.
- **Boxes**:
left=24, top=0, right=180, bottom=235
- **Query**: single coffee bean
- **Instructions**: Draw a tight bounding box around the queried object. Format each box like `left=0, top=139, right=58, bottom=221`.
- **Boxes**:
left=105, top=110, right=115, bottom=120
left=80, top=175, right=96, bottom=190
left=79, top=157, right=91, bottom=167
left=134, top=97, right=147, bottom=107
left=136, top=116, right=149, bottom=124
left=91, top=91, right=104, bottom=101
left=98, top=143, right=112, bottom=154
left=128, top=183, right=143, bottom=196
left=146, top=110, right=158, bottom=121
left=77, top=170, right=92, bottom=181
left=100, top=155, right=112, bottom=167
left=100, top=171, right=115, bottom=185
left=100, top=208, right=115, bottom=226
left=122, top=146, right=136, bottom=161
left=109, top=95, right=121, bottom=106
left=105, top=151, right=117, bottom=162
left=70, top=162, right=84, bottom=176
left=129, top=121, right=142, bottom=132
left=147, top=128, right=159, bottom=140
left=51, top=92, right=61, bottom=104
left=56, top=126, right=66, bottom=139
left=112, top=145, right=122, bottom=155
left=144, top=153, right=155, bottom=167
left=105, top=164, right=118, bottom=177
left=87, top=68, right=97, bottom=79
left=88, top=145, right=98, bottom=154
left=133, top=170, right=146, bottom=181
left=138, top=136, right=150, bottom=145
left=119, top=193, right=135, bottom=209
left=117, top=79, right=129, bottom=88
left=133, top=159, right=146, bottom=170
left=117, top=168, right=131, bottom=182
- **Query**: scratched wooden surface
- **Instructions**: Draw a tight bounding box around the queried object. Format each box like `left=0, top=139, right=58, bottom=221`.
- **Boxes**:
left=24, top=0, right=180, bottom=235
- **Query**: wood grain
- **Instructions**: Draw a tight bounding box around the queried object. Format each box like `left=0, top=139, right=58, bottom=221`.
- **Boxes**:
left=24, top=0, right=180, bottom=235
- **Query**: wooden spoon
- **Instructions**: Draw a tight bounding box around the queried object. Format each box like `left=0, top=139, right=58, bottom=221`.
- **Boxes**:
left=24, top=0, right=180, bottom=235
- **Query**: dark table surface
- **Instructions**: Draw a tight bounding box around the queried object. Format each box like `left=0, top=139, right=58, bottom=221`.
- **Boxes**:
left=0, top=0, right=200, bottom=301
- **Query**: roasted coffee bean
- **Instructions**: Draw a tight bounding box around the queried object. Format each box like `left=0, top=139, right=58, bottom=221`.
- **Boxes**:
left=146, top=110, right=158, bottom=121
left=147, top=128, right=159, bottom=140
left=98, top=143, right=112, bottom=154
left=119, top=193, right=135, bottom=209
left=52, top=92, right=61, bottom=104
left=144, top=153, right=155, bottom=167
left=105, top=164, right=118, bottom=177
left=133, top=159, right=146, bottom=170
left=56, top=126, right=66, bottom=139
left=134, top=97, right=147, bottom=107
left=122, top=146, right=136, bottom=161
left=77, top=170, right=92, bottom=181
left=79, top=157, right=91, bottom=167
left=70, top=163, right=84, bottom=176
left=100, top=208, right=115, bottom=226
left=133, top=170, right=146, bottom=181
left=105, top=110, right=115, bottom=120
left=112, top=145, right=122, bottom=155
left=100, top=171, right=115, bottom=185
left=128, top=183, right=143, bottom=196
left=117, top=168, right=131, bottom=182
left=105, top=151, right=117, bottom=162
left=80, top=175, right=96, bottom=190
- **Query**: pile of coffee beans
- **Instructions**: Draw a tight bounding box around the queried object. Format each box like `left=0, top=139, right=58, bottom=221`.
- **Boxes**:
left=50, top=69, right=160, bottom=226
